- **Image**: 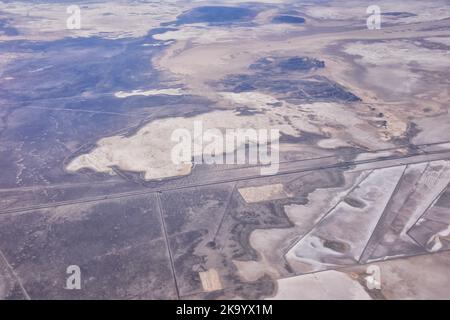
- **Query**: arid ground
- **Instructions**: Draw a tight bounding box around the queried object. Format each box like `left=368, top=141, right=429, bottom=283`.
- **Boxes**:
left=0, top=0, right=450, bottom=299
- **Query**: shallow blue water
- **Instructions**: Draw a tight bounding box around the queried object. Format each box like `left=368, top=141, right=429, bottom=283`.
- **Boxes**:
left=171, top=6, right=257, bottom=26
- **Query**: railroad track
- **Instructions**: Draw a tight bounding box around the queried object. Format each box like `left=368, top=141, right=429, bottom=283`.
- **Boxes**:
left=1, top=142, right=450, bottom=215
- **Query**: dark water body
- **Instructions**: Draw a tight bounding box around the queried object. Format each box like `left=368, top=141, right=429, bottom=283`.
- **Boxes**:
left=168, top=6, right=257, bottom=26
left=272, top=15, right=305, bottom=24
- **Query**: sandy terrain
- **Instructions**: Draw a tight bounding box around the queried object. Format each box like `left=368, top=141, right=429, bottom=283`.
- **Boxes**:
left=198, top=269, right=223, bottom=292
left=267, top=270, right=371, bottom=300
left=66, top=107, right=293, bottom=180
left=238, top=184, right=291, bottom=203
left=67, top=97, right=395, bottom=180
left=0, top=0, right=186, bottom=40
left=2, top=0, right=450, bottom=300
left=269, top=251, right=450, bottom=300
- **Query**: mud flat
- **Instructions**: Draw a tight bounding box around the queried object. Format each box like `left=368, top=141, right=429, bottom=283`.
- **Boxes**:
left=286, top=166, right=406, bottom=272
left=267, top=270, right=371, bottom=300
left=268, top=251, right=450, bottom=300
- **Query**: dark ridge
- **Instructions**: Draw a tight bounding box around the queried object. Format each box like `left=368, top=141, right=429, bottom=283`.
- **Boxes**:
left=218, top=56, right=360, bottom=103
left=234, top=107, right=264, bottom=116
left=250, top=56, right=325, bottom=73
